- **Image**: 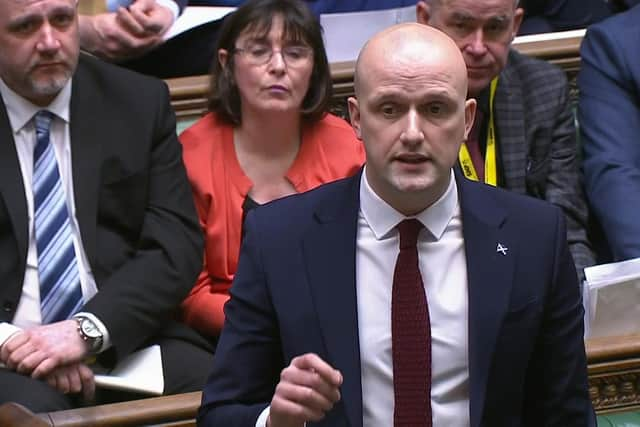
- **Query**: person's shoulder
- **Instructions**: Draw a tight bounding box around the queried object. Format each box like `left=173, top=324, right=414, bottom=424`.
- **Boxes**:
left=589, top=5, right=640, bottom=35
left=505, top=49, right=566, bottom=86
left=306, top=113, right=365, bottom=165
left=248, top=173, right=359, bottom=234
left=76, top=54, right=165, bottom=92
left=310, top=113, right=359, bottom=140
left=465, top=177, right=562, bottom=223
left=180, top=112, right=227, bottom=149
left=582, top=7, right=639, bottom=58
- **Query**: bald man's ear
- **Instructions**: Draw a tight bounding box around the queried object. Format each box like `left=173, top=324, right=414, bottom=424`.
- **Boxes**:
left=416, top=1, right=431, bottom=25
left=347, top=97, right=363, bottom=140
left=463, top=98, right=477, bottom=141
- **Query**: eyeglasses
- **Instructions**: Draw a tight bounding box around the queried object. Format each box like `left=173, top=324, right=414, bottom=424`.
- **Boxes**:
left=234, top=44, right=313, bottom=67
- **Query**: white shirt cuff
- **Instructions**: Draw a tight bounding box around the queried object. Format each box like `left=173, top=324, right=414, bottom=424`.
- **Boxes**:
left=256, top=406, right=307, bottom=427
left=256, top=406, right=270, bottom=427
left=0, top=323, right=22, bottom=349
left=155, top=0, right=179, bottom=21
left=73, top=312, right=112, bottom=353
left=0, top=323, right=23, bottom=368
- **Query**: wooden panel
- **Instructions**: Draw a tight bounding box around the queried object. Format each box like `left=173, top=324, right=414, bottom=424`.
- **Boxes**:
left=44, top=391, right=201, bottom=427
left=587, top=334, right=640, bottom=414
left=77, top=0, right=106, bottom=15
left=0, top=403, right=50, bottom=427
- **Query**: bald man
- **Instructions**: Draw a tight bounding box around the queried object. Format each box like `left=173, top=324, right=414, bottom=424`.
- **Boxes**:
left=198, top=23, right=592, bottom=427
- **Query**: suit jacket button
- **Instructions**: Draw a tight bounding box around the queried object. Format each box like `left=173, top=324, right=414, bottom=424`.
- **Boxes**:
left=2, top=301, right=14, bottom=312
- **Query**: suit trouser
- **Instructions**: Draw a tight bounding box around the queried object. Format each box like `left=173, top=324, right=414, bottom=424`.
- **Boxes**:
left=0, top=337, right=214, bottom=413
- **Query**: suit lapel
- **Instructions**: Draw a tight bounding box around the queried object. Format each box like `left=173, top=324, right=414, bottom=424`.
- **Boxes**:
left=495, top=51, right=527, bottom=193
left=303, top=173, right=363, bottom=427
left=0, top=99, right=29, bottom=263
left=457, top=175, right=516, bottom=427
left=69, top=57, right=102, bottom=268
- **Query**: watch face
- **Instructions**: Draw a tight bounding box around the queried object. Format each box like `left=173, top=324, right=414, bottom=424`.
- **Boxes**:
left=80, top=318, right=102, bottom=339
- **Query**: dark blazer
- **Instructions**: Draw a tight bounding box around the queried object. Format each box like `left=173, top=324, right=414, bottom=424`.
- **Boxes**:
left=579, top=4, right=640, bottom=261
left=199, top=170, right=592, bottom=426
left=0, top=54, right=204, bottom=361
left=495, top=49, right=594, bottom=278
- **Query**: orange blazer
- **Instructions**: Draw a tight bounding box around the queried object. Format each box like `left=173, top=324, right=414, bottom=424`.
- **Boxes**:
left=179, top=112, right=365, bottom=336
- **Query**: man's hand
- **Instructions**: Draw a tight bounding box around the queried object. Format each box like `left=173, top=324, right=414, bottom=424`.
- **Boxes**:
left=78, top=0, right=174, bottom=61
left=0, top=320, right=89, bottom=378
left=45, top=362, right=96, bottom=403
left=118, top=0, right=174, bottom=37
left=267, top=353, right=343, bottom=427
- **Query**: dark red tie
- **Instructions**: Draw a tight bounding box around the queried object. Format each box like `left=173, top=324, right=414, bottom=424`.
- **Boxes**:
left=392, top=219, right=432, bottom=427
left=465, top=108, right=485, bottom=182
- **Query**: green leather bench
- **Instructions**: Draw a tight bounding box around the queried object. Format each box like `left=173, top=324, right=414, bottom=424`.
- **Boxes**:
left=598, top=412, right=640, bottom=426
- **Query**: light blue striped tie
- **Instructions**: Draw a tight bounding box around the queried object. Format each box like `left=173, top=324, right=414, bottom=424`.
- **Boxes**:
left=33, top=110, right=83, bottom=324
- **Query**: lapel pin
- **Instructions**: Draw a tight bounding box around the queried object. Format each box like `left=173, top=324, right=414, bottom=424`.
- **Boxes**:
left=496, top=243, right=508, bottom=255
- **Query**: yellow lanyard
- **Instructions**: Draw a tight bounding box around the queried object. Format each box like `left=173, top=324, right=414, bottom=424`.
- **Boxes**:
left=458, top=77, right=498, bottom=186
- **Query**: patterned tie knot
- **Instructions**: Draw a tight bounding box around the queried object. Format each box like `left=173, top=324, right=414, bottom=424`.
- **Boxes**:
left=397, top=219, right=423, bottom=250
left=35, top=110, right=54, bottom=139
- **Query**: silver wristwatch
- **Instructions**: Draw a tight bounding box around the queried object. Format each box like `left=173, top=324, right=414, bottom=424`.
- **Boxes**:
left=74, top=315, right=103, bottom=354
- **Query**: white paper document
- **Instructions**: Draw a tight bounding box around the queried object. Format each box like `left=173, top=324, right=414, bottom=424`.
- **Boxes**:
left=583, top=257, right=640, bottom=338
left=94, top=345, right=164, bottom=395
left=164, top=6, right=235, bottom=40
left=320, top=6, right=416, bottom=63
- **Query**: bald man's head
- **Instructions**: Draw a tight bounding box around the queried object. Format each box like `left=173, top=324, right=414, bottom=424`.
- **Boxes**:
left=354, top=23, right=468, bottom=100
left=347, top=23, right=476, bottom=215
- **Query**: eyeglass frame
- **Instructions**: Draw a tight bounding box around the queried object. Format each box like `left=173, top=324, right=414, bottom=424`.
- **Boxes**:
left=232, top=43, right=314, bottom=67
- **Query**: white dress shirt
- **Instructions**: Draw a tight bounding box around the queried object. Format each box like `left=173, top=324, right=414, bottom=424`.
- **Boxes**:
left=0, top=79, right=110, bottom=351
left=256, top=169, right=470, bottom=427
left=357, top=168, right=470, bottom=426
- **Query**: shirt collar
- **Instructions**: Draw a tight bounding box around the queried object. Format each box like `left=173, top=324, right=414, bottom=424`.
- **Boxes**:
left=359, top=167, right=459, bottom=241
left=0, top=77, right=72, bottom=133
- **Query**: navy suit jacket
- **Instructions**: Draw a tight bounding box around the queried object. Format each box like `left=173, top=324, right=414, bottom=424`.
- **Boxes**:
left=198, top=171, right=591, bottom=426
left=579, top=4, right=640, bottom=261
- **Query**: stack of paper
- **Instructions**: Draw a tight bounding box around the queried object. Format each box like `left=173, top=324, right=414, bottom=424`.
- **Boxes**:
left=583, top=257, right=640, bottom=338
left=95, top=345, right=164, bottom=395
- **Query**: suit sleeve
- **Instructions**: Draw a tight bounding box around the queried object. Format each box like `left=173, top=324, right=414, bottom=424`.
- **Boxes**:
left=542, top=71, right=595, bottom=280
left=82, top=81, right=203, bottom=360
left=523, top=210, right=593, bottom=426
left=198, top=211, right=282, bottom=426
left=579, top=23, right=640, bottom=261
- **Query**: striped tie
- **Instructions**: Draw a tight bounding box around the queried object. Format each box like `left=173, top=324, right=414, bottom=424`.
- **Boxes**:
left=33, top=110, right=83, bottom=324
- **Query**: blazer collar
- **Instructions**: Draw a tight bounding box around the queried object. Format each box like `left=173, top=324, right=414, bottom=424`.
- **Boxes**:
left=0, top=95, right=29, bottom=263
left=456, top=172, right=516, bottom=427
left=303, top=170, right=364, bottom=427
left=68, top=56, right=103, bottom=268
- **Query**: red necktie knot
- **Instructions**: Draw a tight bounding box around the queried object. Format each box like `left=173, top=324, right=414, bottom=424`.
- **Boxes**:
left=397, top=218, right=424, bottom=250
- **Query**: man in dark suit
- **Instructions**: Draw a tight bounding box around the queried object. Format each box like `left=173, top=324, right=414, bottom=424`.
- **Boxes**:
left=416, top=0, right=595, bottom=281
left=0, top=0, right=212, bottom=412
left=199, top=23, right=592, bottom=426
left=579, top=4, right=640, bottom=261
